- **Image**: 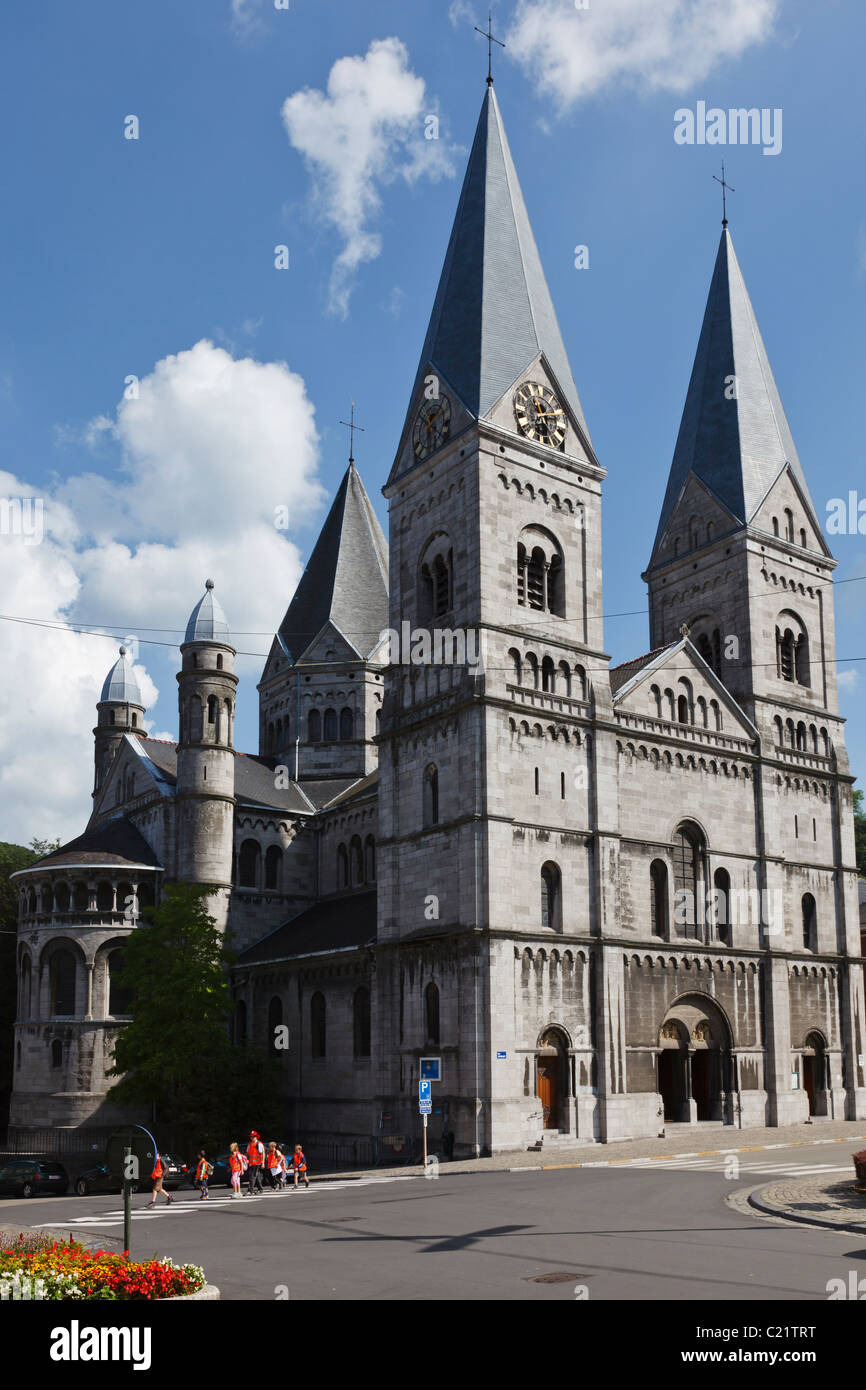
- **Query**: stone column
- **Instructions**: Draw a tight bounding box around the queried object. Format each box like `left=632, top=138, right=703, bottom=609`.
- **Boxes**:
left=85, top=961, right=94, bottom=1021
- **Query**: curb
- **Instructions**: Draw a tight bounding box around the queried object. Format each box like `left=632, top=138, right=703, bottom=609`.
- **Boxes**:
left=163, top=1283, right=220, bottom=1301
left=311, top=1132, right=866, bottom=1183
left=747, top=1185, right=866, bottom=1237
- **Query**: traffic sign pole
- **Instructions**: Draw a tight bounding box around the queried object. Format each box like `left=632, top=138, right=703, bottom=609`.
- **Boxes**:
left=422, top=1113, right=428, bottom=1170
left=123, top=1145, right=132, bottom=1257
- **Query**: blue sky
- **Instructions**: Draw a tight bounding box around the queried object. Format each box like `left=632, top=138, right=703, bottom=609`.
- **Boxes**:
left=0, top=0, right=863, bottom=842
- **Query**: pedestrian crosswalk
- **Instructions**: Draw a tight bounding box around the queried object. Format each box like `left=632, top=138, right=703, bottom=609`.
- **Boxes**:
left=605, top=1156, right=852, bottom=1177
left=32, top=1175, right=421, bottom=1230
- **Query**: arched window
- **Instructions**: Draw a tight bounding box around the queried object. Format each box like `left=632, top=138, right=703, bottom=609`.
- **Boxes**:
left=650, top=860, right=668, bottom=937
left=207, top=694, right=217, bottom=725
left=673, top=823, right=704, bottom=940
left=558, top=660, right=571, bottom=695
left=311, top=992, right=326, bottom=1058
left=423, top=764, right=439, bottom=826
left=772, top=516, right=780, bottom=537
left=802, top=893, right=816, bottom=951
left=784, top=508, right=794, bottom=542
left=108, top=950, right=134, bottom=1015
left=337, top=844, right=349, bottom=888
left=706, top=521, right=714, bottom=542
left=265, top=845, right=282, bottom=891
left=51, top=1039, right=62, bottom=1069
left=235, top=1000, right=247, bottom=1045
left=419, top=536, right=454, bottom=621
left=688, top=514, right=700, bottom=550
left=50, top=950, right=77, bottom=1016
left=525, top=653, right=539, bottom=688
left=323, top=708, right=337, bottom=740
left=796, top=721, right=807, bottom=752
left=350, top=836, right=363, bottom=887
left=268, top=721, right=275, bottom=751
left=110, top=710, right=116, bottom=725
left=799, top=528, right=807, bottom=548
left=541, top=656, right=555, bottom=692
left=55, top=883, right=70, bottom=913
left=677, top=694, right=689, bottom=724
left=364, top=835, right=376, bottom=883
left=516, top=527, right=565, bottom=617
left=268, top=996, right=282, bottom=1051
left=650, top=684, right=662, bottom=718
left=574, top=665, right=587, bottom=701
left=20, top=955, right=31, bottom=1016
left=776, top=611, right=810, bottom=687
left=508, top=648, right=522, bottom=684
left=96, top=881, right=113, bottom=913
left=238, top=839, right=261, bottom=889
left=339, top=707, right=353, bottom=741
left=773, top=716, right=784, bottom=746
left=217, top=653, right=223, bottom=670
left=308, top=708, right=321, bottom=742
left=696, top=695, right=708, bottom=728
left=713, top=868, right=731, bottom=945
left=424, top=982, right=440, bottom=1045
left=353, top=987, right=371, bottom=1058
left=541, top=862, right=562, bottom=931
left=73, top=882, right=88, bottom=912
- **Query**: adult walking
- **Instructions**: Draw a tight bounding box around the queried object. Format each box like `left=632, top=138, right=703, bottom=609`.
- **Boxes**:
left=246, top=1130, right=264, bottom=1195
left=149, top=1151, right=173, bottom=1207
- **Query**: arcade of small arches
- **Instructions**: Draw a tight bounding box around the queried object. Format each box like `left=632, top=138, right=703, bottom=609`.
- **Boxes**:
left=307, top=706, right=357, bottom=744
left=179, top=693, right=235, bottom=746
left=762, top=569, right=818, bottom=598
left=617, top=742, right=750, bottom=781
left=336, top=834, right=376, bottom=889
left=418, top=533, right=454, bottom=621
left=16, top=936, right=134, bottom=1025
left=770, top=507, right=813, bottom=551
left=507, top=649, right=588, bottom=700
left=18, top=875, right=156, bottom=921
left=775, top=610, right=810, bottom=687
left=509, top=718, right=588, bottom=747
left=496, top=471, right=583, bottom=515
left=516, top=526, right=566, bottom=616
left=649, top=680, right=723, bottom=730
left=773, top=716, right=831, bottom=756
left=233, top=840, right=286, bottom=892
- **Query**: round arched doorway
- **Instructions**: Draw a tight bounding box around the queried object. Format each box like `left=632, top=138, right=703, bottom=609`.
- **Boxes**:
left=801, top=1032, right=827, bottom=1117
left=536, top=1028, right=568, bottom=1131
left=658, top=996, right=732, bottom=1124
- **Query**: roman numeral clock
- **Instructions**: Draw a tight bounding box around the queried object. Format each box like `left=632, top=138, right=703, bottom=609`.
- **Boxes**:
left=413, top=393, right=452, bottom=461
left=513, top=381, right=567, bottom=448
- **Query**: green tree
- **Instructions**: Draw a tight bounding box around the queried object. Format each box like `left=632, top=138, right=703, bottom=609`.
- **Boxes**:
left=108, top=882, right=282, bottom=1152
left=0, top=841, right=41, bottom=1131
left=854, top=789, right=866, bottom=877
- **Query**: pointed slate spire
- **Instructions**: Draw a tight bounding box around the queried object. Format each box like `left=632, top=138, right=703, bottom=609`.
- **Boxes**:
left=277, top=463, right=388, bottom=662
left=652, top=227, right=822, bottom=556
left=390, top=85, right=592, bottom=483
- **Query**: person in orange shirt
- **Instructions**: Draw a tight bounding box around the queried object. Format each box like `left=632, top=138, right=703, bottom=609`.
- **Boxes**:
left=149, top=1152, right=173, bottom=1207
left=228, top=1142, right=242, bottom=1199
left=195, top=1150, right=210, bottom=1201
left=291, top=1144, right=310, bottom=1190
left=265, top=1141, right=282, bottom=1191
left=246, top=1130, right=264, bottom=1195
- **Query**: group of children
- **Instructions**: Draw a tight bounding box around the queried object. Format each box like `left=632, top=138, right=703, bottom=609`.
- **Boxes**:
left=193, top=1131, right=310, bottom=1200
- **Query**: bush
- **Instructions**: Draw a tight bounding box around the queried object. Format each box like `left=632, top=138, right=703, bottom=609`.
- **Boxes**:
left=0, top=1234, right=206, bottom=1300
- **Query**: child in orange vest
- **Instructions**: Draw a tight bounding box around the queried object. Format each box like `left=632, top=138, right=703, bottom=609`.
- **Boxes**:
left=291, top=1144, right=310, bottom=1190
left=195, top=1150, right=210, bottom=1200
left=265, top=1141, right=282, bottom=1190
left=228, top=1142, right=242, bottom=1198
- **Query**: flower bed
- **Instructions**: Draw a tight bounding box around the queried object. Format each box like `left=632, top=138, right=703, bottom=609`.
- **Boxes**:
left=0, top=1232, right=206, bottom=1300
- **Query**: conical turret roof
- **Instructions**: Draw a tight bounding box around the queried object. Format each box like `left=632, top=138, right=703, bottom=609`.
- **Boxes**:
left=184, top=580, right=232, bottom=646
left=652, top=227, right=823, bottom=557
left=99, top=646, right=143, bottom=706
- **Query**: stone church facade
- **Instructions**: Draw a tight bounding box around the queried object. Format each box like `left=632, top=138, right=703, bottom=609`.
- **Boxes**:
left=10, top=84, right=865, bottom=1158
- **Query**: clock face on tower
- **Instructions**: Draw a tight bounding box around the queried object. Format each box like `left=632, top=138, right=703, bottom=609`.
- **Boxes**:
left=413, top=394, right=452, bottom=461
left=513, top=381, right=567, bottom=449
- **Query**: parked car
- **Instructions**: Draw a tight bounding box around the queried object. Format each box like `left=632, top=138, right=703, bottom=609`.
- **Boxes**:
left=75, top=1153, right=188, bottom=1196
left=0, top=1160, right=69, bottom=1197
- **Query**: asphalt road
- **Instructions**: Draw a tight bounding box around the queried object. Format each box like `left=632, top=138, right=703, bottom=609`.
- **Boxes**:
left=4, top=1144, right=865, bottom=1301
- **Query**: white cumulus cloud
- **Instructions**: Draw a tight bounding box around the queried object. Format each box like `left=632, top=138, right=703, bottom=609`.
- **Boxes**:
left=0, top=340, right=323, bottom=844
left=506, top=0, right=781, bottom=111
left=282, top=37, right=457, bottom=317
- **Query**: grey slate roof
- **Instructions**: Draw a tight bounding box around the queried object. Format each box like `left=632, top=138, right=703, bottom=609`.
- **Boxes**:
left=277, top=464, right=388, bottom=662
left=184, top=581, right=232, bottom=646
left=609, top=646, right=671, bottom=696
left=100, top=647, right=143, bottom=706
left=652, top=228, right=823, bottom=557
left=136, top=738, right=319, bottom=814
left=17, top=816, right=162, bottom=873
left=390, top=85, right=593, bottom=485
left=237, top=889, right=377, bottom=964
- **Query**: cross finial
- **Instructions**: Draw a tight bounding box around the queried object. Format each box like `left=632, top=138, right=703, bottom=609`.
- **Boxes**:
left=713, top=161, right=735, bottom=227
left=678, top=621, right=691, bottom=639
left=475, top=10, right=505, bottom=85
left=339, top=401, right=365, bottom=465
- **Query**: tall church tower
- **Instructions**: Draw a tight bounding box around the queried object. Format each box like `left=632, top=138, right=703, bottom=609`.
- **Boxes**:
left=175, top=580, right=238, bottom=929
left=258, top=462, right=388, bottom=782
left=644, top=227, right=865, bottom=1123
left=377, top=83, right=613, bottom=1153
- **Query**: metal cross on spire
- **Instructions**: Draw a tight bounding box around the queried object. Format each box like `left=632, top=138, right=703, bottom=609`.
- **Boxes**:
left=339, top=401, right=365, bottom=465
left=475, top=10, right=505, bottom=86
left=713, top=161, right=735, bottom=227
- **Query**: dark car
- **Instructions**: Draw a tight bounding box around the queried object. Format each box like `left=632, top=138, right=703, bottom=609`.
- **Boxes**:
left=76, top=1154, right=188, bottom=1197
left=0, top=1160, right=69, bottom=1197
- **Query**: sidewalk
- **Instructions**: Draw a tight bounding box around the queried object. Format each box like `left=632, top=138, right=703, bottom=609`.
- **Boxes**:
left=316, top=1119, right=866, bottom=1183
left=749, top=1171, right=866, bottom=1233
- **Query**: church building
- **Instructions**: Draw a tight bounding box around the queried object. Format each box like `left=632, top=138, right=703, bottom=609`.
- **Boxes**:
left=10, top=82, right=865, bottom=1159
